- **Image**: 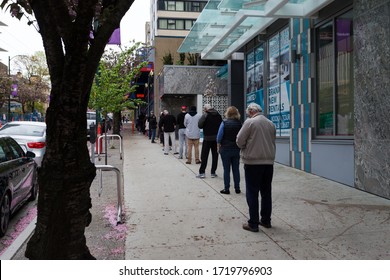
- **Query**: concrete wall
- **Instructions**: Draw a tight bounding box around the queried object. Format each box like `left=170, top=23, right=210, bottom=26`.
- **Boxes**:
left=160, top=65, right=228, bottom=96
left=354, top=0, right=390, bottom=198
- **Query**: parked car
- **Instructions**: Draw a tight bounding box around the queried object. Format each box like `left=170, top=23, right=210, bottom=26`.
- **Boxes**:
left=87, top=111, right=101, bottom=140
left=0, top=136, right=38, bottom=237
left=0, top=121, right=46, bottom=167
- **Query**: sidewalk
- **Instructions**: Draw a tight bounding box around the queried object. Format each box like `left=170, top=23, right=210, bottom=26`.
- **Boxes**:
left=6, top=123, right=390, bottom=259
left=122, top=124, right=390, bottom=260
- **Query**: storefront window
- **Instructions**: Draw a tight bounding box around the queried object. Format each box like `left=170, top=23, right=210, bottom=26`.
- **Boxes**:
left=317, top=10, right=354, bottom=136
left=245, top=45, right=265, bottom=110
left=245, top=27, right=291, bottom=137
left=267, top=27, right=291, bottom=137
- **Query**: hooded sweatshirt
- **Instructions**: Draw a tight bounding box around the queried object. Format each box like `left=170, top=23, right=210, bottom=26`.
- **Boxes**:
left=184, top=107, right=201, bottom=139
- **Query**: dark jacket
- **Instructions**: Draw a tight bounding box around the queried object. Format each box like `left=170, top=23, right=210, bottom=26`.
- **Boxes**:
left=148, top=114, right=157, bottom=129
left=177, top=112, right=187, bottom=129
left=160, top=114, right=176, bottom=132
left=221, top=119, right=242, bottom=149
left=198, top=108, right=222, bottom=141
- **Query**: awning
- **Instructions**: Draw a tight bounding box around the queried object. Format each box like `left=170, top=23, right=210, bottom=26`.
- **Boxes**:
left=216, top=64, right=228, bottom=79
left=178, top=0, right=334, bottom=60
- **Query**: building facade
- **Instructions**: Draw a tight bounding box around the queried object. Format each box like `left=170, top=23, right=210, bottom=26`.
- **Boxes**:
left=179, top=0, right=390, bottom=199
left=150, top=0, right=209, bottom=115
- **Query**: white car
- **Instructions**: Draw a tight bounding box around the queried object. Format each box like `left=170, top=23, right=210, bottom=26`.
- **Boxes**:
left=0, top=121, right=46, bottom=167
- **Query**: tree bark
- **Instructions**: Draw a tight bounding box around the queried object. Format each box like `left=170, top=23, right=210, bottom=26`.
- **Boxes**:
left=25, top=53, right=97, bottom=259
left=23, top=0, right=134, bottom=259
left=113, top=111, right=122, bottom=136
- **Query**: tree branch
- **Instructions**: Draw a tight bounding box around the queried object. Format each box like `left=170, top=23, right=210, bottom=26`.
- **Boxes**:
left=83, top=0, right=135, bottom=101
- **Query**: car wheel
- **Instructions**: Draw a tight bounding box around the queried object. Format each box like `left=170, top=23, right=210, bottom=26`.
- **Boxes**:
left=0, top=194, right=11, bottom=237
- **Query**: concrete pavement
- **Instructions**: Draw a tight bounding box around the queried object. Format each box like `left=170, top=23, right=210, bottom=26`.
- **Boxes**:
left=122, top=124, right=390, bottom=260
left=4, top=123, right=390, bottom=260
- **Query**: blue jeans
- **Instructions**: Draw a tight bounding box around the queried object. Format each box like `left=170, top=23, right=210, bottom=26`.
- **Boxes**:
left=220, top=148, right=240, bottom=190
left=244, top=164, right=274, bottom=227
left=178, top=128, right=187, bottom=158
left=150, top=128, right=156, bottom=142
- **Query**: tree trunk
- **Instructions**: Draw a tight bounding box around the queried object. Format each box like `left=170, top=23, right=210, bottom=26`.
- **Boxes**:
left=19, top=0, right=135, bottom=259
left=113, top=111, right=122, bottom=136
left=25, top=58, right=96, bottom=260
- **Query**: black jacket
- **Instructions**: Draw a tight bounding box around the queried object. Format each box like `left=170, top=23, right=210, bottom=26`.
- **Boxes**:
left=160, top=114, right=176, bottom=132
left=177, top=112, right=187, bottom=129
left=198, top=109, right=222, bottom=141
left=221, top=119, right=242, bottom=149
left=148, top=115, right=157, bottom=129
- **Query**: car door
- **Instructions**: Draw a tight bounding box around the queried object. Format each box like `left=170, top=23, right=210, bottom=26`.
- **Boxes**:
left=0, top=139, right=10, bottom=202
left=4, top=138, right=35, bottom=211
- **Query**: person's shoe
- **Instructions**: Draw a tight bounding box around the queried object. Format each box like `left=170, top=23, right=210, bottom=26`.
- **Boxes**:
left=220, top=189, right=230, bottom=194
left=195, top=160, right=201, bottom=164
left=235, top=189, right=241, bottom=194
left=259, top=221, right=272, bottom=228
left=211, top=173, right=217, bottom=178
left=164, top=153, right=168, bottom=155
left=242, top=223, right=259, bottom=232
left=196, top=173, right=205, bottom=179
left=186, top=161, right=191, bottom=164
left=178, top=156, right=183, bottom=159
left=173, top=152, right=179, bottom=155
left=151, top=141, right=156, bottom=143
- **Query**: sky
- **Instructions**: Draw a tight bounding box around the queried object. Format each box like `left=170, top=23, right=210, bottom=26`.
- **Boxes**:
left=0, top=0, right=150, bottom=73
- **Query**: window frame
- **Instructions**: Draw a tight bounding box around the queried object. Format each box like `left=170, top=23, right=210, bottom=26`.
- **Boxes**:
left=158, top=18, right=196, bottom=30
left=158, top=1, right=206, bottom=12
left=314, top=7, right=354, bottom=139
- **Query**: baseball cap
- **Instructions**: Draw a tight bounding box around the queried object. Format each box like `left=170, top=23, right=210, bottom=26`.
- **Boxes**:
left=181, top=106, right=187, bottom=110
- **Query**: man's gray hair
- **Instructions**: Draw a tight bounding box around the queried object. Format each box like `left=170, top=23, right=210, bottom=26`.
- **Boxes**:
left=163, top=109, right=169, bottom=115
left=246, top=103, right=262, bottom=114
left=204, top=104, right=212, bottom=111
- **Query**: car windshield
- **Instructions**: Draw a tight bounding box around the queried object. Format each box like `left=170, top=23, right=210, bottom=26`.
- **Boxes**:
left=0, top=124, right=45, bottom=137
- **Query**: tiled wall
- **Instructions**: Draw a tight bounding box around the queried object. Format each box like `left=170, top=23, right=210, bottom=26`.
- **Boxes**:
left=290, top=19, right=314, bottom=172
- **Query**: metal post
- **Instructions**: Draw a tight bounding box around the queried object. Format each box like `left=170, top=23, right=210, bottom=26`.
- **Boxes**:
left=8, top=56, right=11, bottom=122
left=105, top=116, right=108, bottom=165
left=95, top=165, right=123, bottom=224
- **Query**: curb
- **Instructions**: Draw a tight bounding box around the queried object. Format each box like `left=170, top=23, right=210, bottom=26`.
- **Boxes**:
left=0, top=217, right=36, bottom=260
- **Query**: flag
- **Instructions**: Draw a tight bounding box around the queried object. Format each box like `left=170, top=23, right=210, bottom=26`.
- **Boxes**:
left=11, top=83, right=18, bottom=97
left=108, top=28, right=121, bottom=45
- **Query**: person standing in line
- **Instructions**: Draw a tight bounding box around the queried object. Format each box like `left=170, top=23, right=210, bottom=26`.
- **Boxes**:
left=236, top=103, right=276, bottom=232
left=144, top=115, right=149, bottom=137
left=177, top=106, right=188, bottom=159
left=217, top=106, right=242, bottom=194
left=196, top=104, right=222, bottom=178
left=148, top=111, right=157, bottom=143
left=184, top=105, right=202, bottom=164
left=138, top=112, right=146, bottom=134
left=160, top=109, right=177, bottom=155
left=158, top=111, right=172, bottom=147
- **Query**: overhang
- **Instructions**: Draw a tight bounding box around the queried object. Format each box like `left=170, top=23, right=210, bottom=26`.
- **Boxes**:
left=178, top=0, right=334, bottom=60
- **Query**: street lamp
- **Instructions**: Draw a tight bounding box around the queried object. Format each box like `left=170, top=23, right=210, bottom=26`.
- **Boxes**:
left=8, top=55, right=19, bottom=122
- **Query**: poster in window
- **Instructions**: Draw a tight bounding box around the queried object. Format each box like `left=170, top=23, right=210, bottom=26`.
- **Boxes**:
left=246, top=45, right=265, bottom=109
left=279, top=28, right=291, bottom=136
left=268, top=28, right=291, bottom=136
left=246, top=50, right=255, bottom=94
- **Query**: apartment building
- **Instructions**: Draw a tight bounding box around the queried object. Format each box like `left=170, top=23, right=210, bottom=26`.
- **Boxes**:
left=149, top=0, right=208, bottom=115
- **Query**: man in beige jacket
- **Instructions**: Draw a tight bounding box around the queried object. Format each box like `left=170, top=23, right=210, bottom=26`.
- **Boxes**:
left=236, top=103, right=276, bottom=232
